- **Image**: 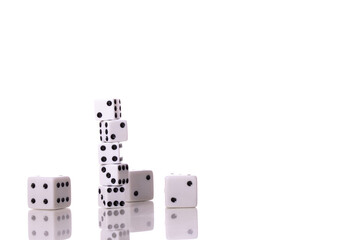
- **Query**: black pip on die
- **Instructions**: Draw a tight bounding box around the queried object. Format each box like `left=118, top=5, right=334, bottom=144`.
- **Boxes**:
left=99, top=119, right=128, bottom=143
left=98, top=142, right=123, bottom=164
left=28, top=176, right=71, bottom=210
left=98, top=185, right=126, bottom=208
left=95, top=99, right=122, bottom=121
left=100, top=164, right=129, bottom=186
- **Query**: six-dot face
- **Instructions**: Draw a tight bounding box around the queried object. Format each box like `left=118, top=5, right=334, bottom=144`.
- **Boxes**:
left=28, top=176, right=71, bottom=210
left=126, top=170, right=154, bottom=202
left=98, top=208, right=130, bottom=231
left=94, top=99, right=122, bottom=121
left=98, top=186, right=127, bottom=208
left=165, top=175, right=197, bottom=208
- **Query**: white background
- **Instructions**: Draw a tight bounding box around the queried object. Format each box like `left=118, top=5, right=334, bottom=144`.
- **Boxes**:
left=0, top=0, right=360, bottom=239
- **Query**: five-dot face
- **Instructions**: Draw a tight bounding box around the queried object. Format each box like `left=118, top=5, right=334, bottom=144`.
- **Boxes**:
left=94, top=99, right=121, bottom=121
left=28, top=176, right=71, bottom=210
left=165, top=175, right=197, bottom=208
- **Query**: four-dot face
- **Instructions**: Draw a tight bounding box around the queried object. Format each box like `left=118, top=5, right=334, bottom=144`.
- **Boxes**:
left=99, top=119, right=128, bottom=143
left=99, top=164, right=129, bottom=186
left=126, top=170, right=154, bottom=202
left=165, top=175, right=197, bottom=208
left=28, top=176, right=71, bottom=210
left=98, top=142, right=123, bottom=164
left=94, top=99, right=121, bottom=121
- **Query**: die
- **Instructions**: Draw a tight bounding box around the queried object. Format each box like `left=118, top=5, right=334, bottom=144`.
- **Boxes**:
left=95, top=99, right=122, bottom=121
left=28, top=208, right=72, bottom=240
left=98, top=185, right=127, bottom=208
left=98, top=142, right=123, bottom=164
left=99, top=208, right=130, bottom=231
left=101, top=229, right=130, bottom=240
left=165, top=175, right=197, bottom=208
left=126, top=170, right=154, bottom=202
left=100, top=164, right=129, bottom=186
left=28, top=176, right=71, bottom=210
left=127, top=201, right=154, bottom=232
left=165, top=208, right=198, bottom=239
left=99, top=119, right=128, bottom=143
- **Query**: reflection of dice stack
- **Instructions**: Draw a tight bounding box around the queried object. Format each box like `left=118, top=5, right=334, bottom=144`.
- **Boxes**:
left=95, top=99, right=129, bottom=209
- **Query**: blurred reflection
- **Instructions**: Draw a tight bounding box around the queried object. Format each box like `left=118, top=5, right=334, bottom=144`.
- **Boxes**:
left=101, top=229, right=130, bottom=240
left=126, top=201, right=154, bottom=232
left=28, top=208, right=72, bottom=240
left=98, top=208, right=130, bottom=231
left=165, top=208, right=198, bottom=239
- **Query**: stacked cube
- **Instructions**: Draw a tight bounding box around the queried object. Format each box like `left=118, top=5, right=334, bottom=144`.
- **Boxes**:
left=95, top=99, right=129, bottom=208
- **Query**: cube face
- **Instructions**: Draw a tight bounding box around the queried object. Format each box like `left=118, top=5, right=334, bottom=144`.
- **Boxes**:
left=101, top=229, right=130, bottom=240
left=100, top=120, right=128, bottom=143
left=165, top=175, right=197, bottom=208
left=98, top=142, right=123, bottom=164
left=28, top=176, right=71, bottom=210
left=28, top=208, right=72, bottom=240
left=126, top=201, right=154, bottom=232
left=126, top=170, right=154, bottom=202
left=99, top=208, right=130, bottom=231
left=98, top=185, right=127, bottom=208
left=100, top=164, right=129, bottom=186
left=95, top=99, right=122, bottom=121
left=165, top=208, right=198, bottom=239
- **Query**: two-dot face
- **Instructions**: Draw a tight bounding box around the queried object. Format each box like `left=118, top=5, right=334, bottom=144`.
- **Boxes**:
left=165, top=175, right=197, bottom=208
left=28, top=176, right=71, bottom=210
left=94, top=99, right=121, bottom=121
left=99, top=119, right=128, bottom=143
left=126, top=170, right=154, bottom=202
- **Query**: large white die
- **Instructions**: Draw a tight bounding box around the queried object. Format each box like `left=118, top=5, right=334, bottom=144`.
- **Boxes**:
left=100, top=164, right=129, bottom=186
left=28, top=176, right=71, bottom=210
left=165, top=175, right=197, bottom=208
left=99, top=119, right=128, bottom=143
left=98, top=185, right=127, bottom=208
left=95, top=99, right=122, bottom=121
left=127, top=201, right=154, bottom=232
left=98, top=142, right=123, bottom=164
left=99, top=208, right=130, bottom=231
left=28, top=208, right=72, bottom=240
left=101, top=229, right=130, bottom=240
left=126, top=170, right=154, bottom=202
left=165, top=208, right=198, bottom=239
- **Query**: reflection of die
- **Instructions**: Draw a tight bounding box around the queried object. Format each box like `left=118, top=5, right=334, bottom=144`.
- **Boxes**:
left=127, top=201, right=154, bottom=232
left=100, top=164, right=129, bottom=186
left=100, top=229, right=130, bottom=240
left=28, top=208, right=72, bottom=240
left=94, top=99, right=122, bottom=121
left=28, top=176, right=71, bottom=210
left=165, top=175, right=197, bottom=208
left=99, top=119, right=128, bottom=143
left=126, top=170, right=154, bottom=202
left=98, top=208, right=130, bottom=231
left=165, top=208, right=198, bottom=239
left=98, top=185, right=127, bottom=208
left=98, top=142, right=123, bottom=164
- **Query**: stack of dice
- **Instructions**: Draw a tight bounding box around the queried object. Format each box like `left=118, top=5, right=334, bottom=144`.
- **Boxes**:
left=95, top=99, right=129, bottom=209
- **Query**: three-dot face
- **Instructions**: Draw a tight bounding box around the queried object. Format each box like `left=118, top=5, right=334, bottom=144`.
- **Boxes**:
left=94, top=99, right=121, bottom=121
left=99, top=119, right=128, bottom=143
left=126, top=170, right=154, bottom=202
left=98, top=186, right=127, bottom=208
left=28, top=176, right=71, bottom=210
left=165, top=175, right=197, bottom=208
left=99, top=164, right=129, bottom=186
left=98, top=142, right=123, bottom=164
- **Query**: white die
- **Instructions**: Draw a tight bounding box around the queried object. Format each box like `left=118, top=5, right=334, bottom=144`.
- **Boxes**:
left=98, top=142, right=123, bottom=164
left=126, top=170, right=154, bottom=202
left=99, top=119, right=128, bottom=143
left=98, top=208, right=130, bottom=231
left=94, top=99, right=122, bottom=121
left=101, top=229, right=129, bottom=240
left=28, top=176, right=71, bottom=210
left=98, top=185, right=127, bottom=208
left=100, top=164, right=129, bottom=186
left=28, top=208, right=72, bottom=240
left=126, top=201, right=154, bottom=232
left=165, top=175, right=197, bottom=208
left=165, top=208, right=198, bottom=239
